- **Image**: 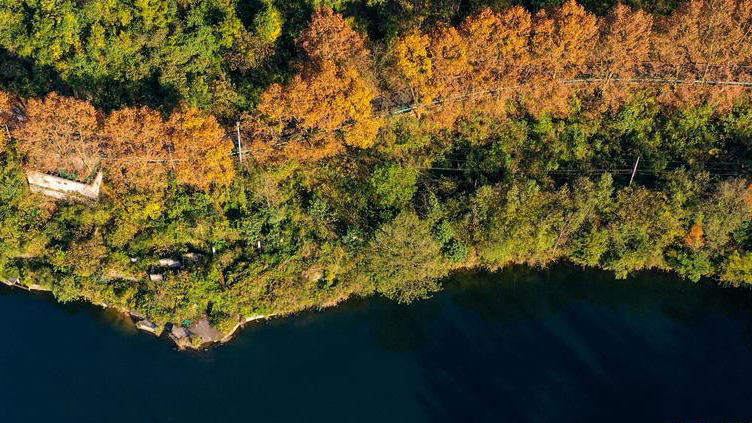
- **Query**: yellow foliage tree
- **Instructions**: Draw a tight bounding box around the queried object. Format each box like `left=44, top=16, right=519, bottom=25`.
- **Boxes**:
left=167, top=107, right=235, bottom=191
left=391, top=30, right=436, bottom=104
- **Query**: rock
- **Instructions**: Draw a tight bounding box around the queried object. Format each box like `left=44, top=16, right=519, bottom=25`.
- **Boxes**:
left=149, top=273, right=163, bottom=282
left=158, top=258, right=182, bottom=269
left=183, top=252, right=200, bottom=262
left=191, top=317, right=223, bottom=344
left=171, top=325, right=190, bottom=339
left=128, top=310, right=146, bottom=320
left=135, top=319, right=159, bottom=334
left=169, top=325, right=193, bottom=349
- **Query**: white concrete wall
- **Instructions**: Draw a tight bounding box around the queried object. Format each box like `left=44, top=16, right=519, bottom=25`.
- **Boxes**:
left=26, top=170, right=103, bottom=200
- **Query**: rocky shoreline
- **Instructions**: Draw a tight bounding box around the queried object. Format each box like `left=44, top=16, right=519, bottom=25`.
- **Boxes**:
left=1, top=276, right=270, bottom=350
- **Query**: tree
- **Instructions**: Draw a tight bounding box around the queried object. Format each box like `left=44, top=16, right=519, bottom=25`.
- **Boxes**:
left=364, top=211, right=449, bottom=303
left=225, top=1, right=283, bottom=73
left=0, top=91, right=12, bottom=148
left=524, top=0, right=599, bottom=116
left=656, top=0, right=752, bottom=109
left=721, top=251, right=752, bottom=286
left=391, top=29, right=436, bottom=104
left=103, top=107, right=170, bottom=192
left=297, top=7, right=368, bottom=67
left=167, top=107, right=235, bottom=191
left=13, top=92, right=102, bottom=178
left=0, top=0, right=252, bottom=114
left=369, top=163, right=419, bottom=209
left=594, top=4, right=654, bottom=109
left=254, top=1, right=284, bottom=43
left=244, top=8, right=381, bottom=164
left=462, top=7, right=532, bottom=94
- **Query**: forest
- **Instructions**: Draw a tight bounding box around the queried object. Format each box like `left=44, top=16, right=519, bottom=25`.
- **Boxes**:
left=1, top=0, right=752, bottom=337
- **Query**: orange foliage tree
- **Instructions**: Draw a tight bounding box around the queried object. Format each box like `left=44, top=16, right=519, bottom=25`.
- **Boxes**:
left=297, top=7, right=368, bottom=66
left=684, top=220, right=706, bottom=250
left=593, top=4, right=654, bottom=109
left=167, top=107, right=235, bottom=191
left=462, top=7, right=532, bottom=95
left=0, top=91, right=12, bottom=148
left=103, top=107, right=170, bottom=192
left=523, top=0, right=599, bottom=116
left=244, top=8, right=382, bottom=164
left=13, top=92, right=102, bottom=179
left=655, top=0, right=752, bottom=109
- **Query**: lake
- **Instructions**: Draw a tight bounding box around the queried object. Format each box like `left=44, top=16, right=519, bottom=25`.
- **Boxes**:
left=2, top=264, right=752, bottom=423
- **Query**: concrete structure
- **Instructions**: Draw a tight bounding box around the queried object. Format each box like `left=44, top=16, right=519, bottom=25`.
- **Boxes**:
left=1, top=277, right=20, bottom=287
left=26, top=170, right=103, bottom=201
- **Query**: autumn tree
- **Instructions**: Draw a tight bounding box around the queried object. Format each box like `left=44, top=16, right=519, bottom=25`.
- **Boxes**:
left=428, top=26, right=471, bottom=98
left=461, top=7, right=532, bottom=109
left=390, top=29, right=436, bottom=104
left=13, top=93, right=102, bottom=179
left=103, top=107, right=170, bottom=192
left=167, top=107, right=235, bottom=191
left=594, top=4, right=655, bottom=109
left=296, top=7, right=368, bottom=67
left=0, top=91, right=12, bottom=148
left=524, top=0, right=600, bottom=116
left=656, top=0, right=752, bottom=109
left=244, top=8, right=381, bottom=164
left=683, top=219, right=705, bottom=250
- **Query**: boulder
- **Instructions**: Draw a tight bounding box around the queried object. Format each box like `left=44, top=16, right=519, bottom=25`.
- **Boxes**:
left=169, top=325, right=193, bottom=349
left=135, top=319, right=159, bottom=335
left=191, top=317, right=223, bottom=344
left=158, top=258, right=182, bottom=269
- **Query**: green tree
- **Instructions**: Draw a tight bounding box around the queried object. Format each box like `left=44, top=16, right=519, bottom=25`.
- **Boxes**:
left=363, top=211, right=449, bottom=303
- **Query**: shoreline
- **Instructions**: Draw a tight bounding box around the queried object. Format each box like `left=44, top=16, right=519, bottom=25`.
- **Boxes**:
left=2, top=276, right=354, bottom=350
left=1, top=276, right=275, bottom=350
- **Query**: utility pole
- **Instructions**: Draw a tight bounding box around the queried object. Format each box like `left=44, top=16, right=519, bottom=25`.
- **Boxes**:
left=236, top=121, right=243, bottom=165
left=629, top=156, right=640, bottom=186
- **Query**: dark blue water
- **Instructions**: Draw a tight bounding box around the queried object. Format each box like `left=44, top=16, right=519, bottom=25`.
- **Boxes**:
left=2, top=265, right=752, bottom=423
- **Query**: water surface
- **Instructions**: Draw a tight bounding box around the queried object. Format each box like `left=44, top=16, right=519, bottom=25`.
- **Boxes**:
left=2, top=265, right=752, bottom=422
